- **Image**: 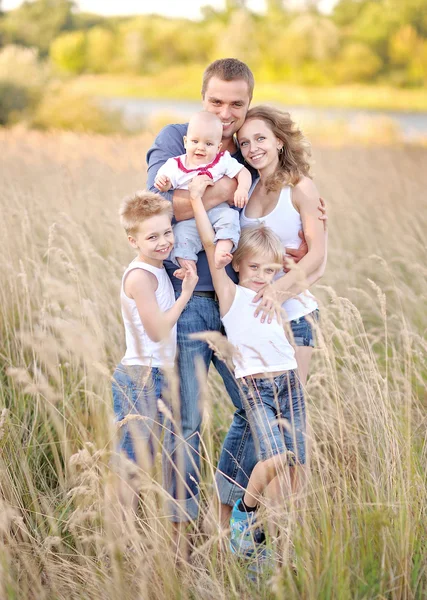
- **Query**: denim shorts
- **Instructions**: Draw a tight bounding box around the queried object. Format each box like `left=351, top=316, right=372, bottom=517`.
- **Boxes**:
left=111, top=363, right=165, bottom=465
left=239, top=369, right=306, bottom=465
left=289, top=309, right=319, bottom=348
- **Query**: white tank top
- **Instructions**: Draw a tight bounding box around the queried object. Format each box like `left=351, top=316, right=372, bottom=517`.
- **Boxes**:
left=120, top=260, right=176, bottom=368
left=221, top=285, right=297, bottom=379
left=240, top=181, right=318, bottom=321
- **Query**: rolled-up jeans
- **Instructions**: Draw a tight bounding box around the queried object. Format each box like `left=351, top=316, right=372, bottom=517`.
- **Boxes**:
left=163, top=293, right=257, bottom=522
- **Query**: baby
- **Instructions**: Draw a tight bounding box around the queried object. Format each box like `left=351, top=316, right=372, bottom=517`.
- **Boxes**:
left=154, top=111, right=252, bottom=272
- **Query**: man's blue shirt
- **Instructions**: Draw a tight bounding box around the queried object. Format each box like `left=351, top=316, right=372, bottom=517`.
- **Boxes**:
left=146, top=123, right=257, bottom=293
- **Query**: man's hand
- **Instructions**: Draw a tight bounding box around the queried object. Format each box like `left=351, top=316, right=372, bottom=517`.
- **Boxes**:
left=154, top=175, right=172, bottom=192
left=284, top=230, right=307, bottom=270
left=234, top=186, right=249, bottom=209
left=283, top=197, right=328, bottom=271
left=188, top=175, right=214, bottom=201
left=318, top=197, right=328, bottom=231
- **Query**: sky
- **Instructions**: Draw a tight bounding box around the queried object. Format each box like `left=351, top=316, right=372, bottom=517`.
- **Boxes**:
left=2, top=0, right=338, bottom=19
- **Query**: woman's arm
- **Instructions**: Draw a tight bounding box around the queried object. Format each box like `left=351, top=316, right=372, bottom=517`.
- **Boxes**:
left=187, top=176, right=236, bottom=315
left=126, top=268, right=198, bottom=343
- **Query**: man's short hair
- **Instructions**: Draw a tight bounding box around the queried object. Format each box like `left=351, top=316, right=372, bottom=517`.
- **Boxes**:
left=119, top=191, right=172, bottom=235
left=202, top=58, right=254, bottom=101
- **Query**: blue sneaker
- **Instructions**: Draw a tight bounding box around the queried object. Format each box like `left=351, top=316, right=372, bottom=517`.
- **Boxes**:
left=229, top=500, right=263, bottom=558
left=246, top=546, right=275, bottom=582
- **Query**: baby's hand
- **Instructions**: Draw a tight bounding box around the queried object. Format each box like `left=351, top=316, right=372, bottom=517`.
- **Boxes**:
left=154, top=175, right=172, bottom=192
left=234, top=187, right=249, bottom=209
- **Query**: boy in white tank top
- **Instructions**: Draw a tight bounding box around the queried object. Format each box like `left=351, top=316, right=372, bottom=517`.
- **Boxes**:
left=112, top=191, right=198, bottom=510
left=187, top=176, right=305, bottom=573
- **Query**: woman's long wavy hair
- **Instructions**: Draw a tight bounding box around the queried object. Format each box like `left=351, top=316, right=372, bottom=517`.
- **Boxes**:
left=241, top=105, right=312, bottom=192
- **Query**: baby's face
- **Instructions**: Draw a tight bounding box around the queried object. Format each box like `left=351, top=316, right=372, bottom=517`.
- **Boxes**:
left=184, top=122, right=222, bottom=166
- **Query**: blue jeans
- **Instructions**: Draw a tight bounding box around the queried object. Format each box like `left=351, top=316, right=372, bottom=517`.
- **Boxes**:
left=215, top=310, right=320, bottom=506
left=164, top=293, right=256, bottom=522
left=288, top=309, right=319, bottom=347
left=112, top=364, right=171, bottom=467
left=240, top=370, right=305, bottom=464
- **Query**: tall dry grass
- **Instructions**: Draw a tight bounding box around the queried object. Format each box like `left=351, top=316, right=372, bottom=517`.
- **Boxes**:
left=0, top=128, right=426, bottom=599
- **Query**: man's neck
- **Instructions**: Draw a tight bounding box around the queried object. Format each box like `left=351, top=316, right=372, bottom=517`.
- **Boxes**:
left=220, top=137, right=237, bottom=154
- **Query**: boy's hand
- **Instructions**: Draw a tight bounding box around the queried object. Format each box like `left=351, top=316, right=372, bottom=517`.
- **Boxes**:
left=154, top=175, right=172, bottom=192
left=180, top=264, right=198, bottom=297
left=233, top=187, right=249, bottom=209
left=188, top=175, right=214, bottom=201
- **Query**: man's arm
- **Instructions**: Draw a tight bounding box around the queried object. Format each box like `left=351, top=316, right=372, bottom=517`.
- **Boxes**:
left=172, top=178, right=238, bottom=221
left=146, top=123, right=237, bottom=222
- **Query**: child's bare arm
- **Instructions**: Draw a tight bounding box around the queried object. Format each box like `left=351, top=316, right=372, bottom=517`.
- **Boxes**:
left=126, top=268, right=198, bottom=343
left=187, top=176, right=236, bottom=314
left=233, top=166, right=252, bottom=208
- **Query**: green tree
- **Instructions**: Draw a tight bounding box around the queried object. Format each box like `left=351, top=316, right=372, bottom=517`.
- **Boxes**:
left=351, top=2, right=400, bottom=61
left=0, top=0, right=75, bottom=56
left=50, top=30, right=86, bottom=74
left=217, top=9, right=261, bottom=68
left=334, top=42, right=382, bottom=82
left=85, top=26, right=115, bottom=73
left=388, top=0, right=427, bottom=37
left=332, top=0, right=373, bottom=27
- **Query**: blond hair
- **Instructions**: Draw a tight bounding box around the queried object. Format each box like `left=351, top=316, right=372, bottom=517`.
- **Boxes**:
left=232, top=224, right=283, bottom=271
left=202, top=58, right=254, bottom=101
left=119, top=191, right=172, bottom=235
left=242, top=105, right=312, bottom=192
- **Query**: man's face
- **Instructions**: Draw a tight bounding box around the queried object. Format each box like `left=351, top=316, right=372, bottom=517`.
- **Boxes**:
left=202, top=76, right=251, bottom=141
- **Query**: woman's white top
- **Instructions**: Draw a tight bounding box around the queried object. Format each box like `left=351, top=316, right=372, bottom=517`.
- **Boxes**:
left=240, top=180, right=318, bottom=321
left=221, top=285, right=297, bottom=379
left=120, top=260, right=176, bottom=368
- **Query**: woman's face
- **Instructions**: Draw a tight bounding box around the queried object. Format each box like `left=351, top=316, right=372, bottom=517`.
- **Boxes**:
left=238, top=118, right=282, bottom=176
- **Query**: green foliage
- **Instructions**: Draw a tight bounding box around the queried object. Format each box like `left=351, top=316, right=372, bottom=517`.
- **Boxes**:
left=32, top=88, right=124, bottom=133
left=335, top=42, right=383, bottom=82
left=0, top=81, right=30, bottom=124
left=351, top=2, right=400, bottom=60
left=50, top=30, right=86, bottom=74
left=0, top=0, right=426, bottom=96
left=0, top=45, right=50, bottom=124
left=85, top=26, right=115, bottom=74
left=0, top=0, right=75, bottom=56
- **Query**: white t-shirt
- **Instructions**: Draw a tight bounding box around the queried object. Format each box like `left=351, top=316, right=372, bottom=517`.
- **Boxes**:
left=221, top=285, right=297, bottom=379
left=156, top=151, right=243, bottom=190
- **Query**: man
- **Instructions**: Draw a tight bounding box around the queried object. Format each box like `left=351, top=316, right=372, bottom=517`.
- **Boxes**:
left=146, top=58, right=313, bottom=531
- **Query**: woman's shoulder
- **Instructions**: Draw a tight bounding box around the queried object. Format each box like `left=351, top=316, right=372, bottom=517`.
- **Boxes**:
left=292, top=176, right=319, bottom=205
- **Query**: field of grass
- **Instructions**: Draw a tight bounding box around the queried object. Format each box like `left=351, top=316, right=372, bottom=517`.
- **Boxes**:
left=0, top=129, right=426, bottom=599
left=67, top=70, right=427, bottom=113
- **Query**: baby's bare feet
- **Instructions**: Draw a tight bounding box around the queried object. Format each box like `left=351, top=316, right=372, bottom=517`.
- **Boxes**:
left=215, top=250, right=233, bottom=269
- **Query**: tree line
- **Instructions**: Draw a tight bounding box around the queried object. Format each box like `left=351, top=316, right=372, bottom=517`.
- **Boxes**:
left=0, top=0, right=426, bottom=87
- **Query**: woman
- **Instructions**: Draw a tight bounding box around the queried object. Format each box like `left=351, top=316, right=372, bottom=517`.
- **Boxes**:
left=237, top=105, right=327, bottom=385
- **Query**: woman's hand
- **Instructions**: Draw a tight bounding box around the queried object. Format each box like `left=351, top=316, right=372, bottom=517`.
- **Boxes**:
left=188, top=175, right=214, bottom=201
left=253, top=284, right=290, bottom=324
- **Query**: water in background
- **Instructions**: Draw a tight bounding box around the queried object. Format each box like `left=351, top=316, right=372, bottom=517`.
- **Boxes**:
left=102, top=97, right=427, bottom=142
